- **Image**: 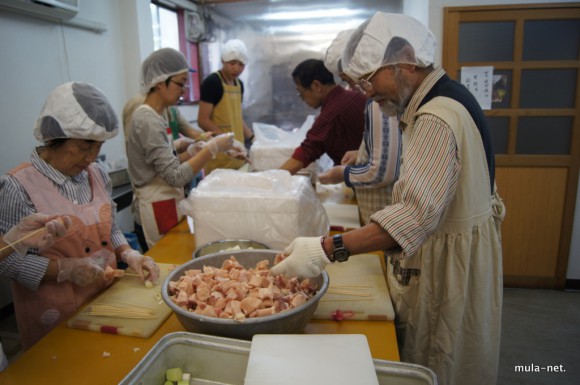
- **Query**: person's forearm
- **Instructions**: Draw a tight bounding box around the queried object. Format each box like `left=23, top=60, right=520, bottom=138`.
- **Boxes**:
left=279, top=157, right=305, bottom=175
left=198, top=119, right=224, bottom=135
left=323, top=222, right=398, bottom=257
left=186, top=146, right=214, bottom=175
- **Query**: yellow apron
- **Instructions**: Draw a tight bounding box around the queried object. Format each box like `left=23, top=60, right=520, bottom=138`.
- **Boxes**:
left=204, top=71, right=246, bottom=174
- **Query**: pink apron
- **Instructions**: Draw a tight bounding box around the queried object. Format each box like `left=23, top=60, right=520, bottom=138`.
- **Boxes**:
left=10, top=163, right=116, bottom=349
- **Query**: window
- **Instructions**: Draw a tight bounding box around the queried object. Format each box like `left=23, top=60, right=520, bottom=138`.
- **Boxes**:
left=150, top=2, right=200, bottom=103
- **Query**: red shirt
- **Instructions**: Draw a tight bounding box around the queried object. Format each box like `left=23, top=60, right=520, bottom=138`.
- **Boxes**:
left=292, top=86, right=366, bottom=166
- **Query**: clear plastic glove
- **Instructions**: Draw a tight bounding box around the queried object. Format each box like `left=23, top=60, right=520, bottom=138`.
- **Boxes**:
left=318, top=166, right=345, bottom=185
left=206, top=133, right=234, bottom=158
left=174, top=137, right=196, bottom=153
left=121, top=249, right=160, bottom=285
left=186, top=141, right=206, bottom=156
left=270, top=237, right=331, bottom=279
left=3, top=214, right=71, bottom=256
left=226, top=139, right=249, bottom=162
left=57, top=256, right=106, bottom=287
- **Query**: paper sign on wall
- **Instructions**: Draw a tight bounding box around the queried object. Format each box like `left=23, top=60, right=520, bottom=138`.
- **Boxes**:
left=460, top=66, right=493, bottom=110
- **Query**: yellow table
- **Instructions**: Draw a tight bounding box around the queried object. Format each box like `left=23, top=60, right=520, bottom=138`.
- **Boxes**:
left=1, top=189, right=399, bottom=384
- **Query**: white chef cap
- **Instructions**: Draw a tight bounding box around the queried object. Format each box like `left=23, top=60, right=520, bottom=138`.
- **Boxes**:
left=34, top=82, right=118, bottom=142
left=342, top=12, right=436, bottom=80
left=140, top=47, right=189, bottom=94
left=324, top=29, right=355, bottom=75
left=221, top=39, right=249, bottom=65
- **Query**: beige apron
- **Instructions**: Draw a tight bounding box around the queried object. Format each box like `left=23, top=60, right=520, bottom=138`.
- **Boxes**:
left=135, top=176, right=184, bottom=249
left=204, top=71, right=246, bottom=174
left=387, top=97, right=505, bottom=385
left=10, top=163, right=115, bottom=349
left=134, top=118, right=185, bottom=249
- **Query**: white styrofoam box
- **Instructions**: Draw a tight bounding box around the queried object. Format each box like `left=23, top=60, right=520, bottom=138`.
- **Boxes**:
left=181, top=169, right=329, bottom=250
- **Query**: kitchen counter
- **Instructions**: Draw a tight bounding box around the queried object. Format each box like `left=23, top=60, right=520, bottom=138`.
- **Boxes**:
left=1, top=184, right=399, bottom=384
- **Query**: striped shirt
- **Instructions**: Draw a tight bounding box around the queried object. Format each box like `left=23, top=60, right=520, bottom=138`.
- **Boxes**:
left=345, top=101, right=401, bottom=224
left=0, top=149, right=127, bottom=290
left=370, top=67, right=460, bottom=259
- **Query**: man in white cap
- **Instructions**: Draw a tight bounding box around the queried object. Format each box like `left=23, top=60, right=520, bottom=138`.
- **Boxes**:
left=197, top=39, right=254, bottom=174
left=320, top=29, right=402, bottom=225
left=271, top=12, right=505, bottom=385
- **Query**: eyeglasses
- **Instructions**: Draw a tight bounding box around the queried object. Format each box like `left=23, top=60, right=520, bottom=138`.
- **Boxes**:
left=170, top=80, right=189, bottom=90
left=357, top=65, right=391, bottom=92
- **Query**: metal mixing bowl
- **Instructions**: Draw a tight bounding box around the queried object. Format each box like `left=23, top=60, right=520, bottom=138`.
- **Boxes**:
left=192, top=239, right=270, bottom=259
left=162, top=249, right=328, bottom=340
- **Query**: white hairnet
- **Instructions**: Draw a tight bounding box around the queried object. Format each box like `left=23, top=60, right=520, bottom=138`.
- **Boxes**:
left=34, top=82, right=118, bottom=142
left=342, top=12, right=436, bottom=80
left=221, top=39, right=249, bottom=65
left=140, top=48, right=189, bottom=93
left=324, top=29, right=355, bottom=75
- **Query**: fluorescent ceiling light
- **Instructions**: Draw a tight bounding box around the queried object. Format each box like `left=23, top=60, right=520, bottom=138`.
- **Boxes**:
left=261, top=8, right=363, bottom=21
left=267, top=19, right=365, bottom=34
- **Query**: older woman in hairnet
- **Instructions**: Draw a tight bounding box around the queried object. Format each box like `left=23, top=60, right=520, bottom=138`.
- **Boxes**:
left=127, top=48, right=235, bottom=251
left=319, top=29, right=402, bottom=225
left=197, top=39, right=254, bottom=174
left=271, top=12, right=505, bottom=385
left=0, top=82, right=160, bottom=350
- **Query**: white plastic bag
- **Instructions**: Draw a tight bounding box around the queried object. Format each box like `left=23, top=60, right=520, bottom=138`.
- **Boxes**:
left=181, top=169, right=329, bottom=250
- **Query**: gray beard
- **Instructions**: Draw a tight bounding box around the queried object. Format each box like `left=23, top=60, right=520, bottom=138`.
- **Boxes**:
left=379, top=72, right=412, bottom=117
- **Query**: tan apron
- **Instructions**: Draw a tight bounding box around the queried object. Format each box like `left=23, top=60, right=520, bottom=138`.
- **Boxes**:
left=9, top=163, right=115, bottom=349
left=135, top=176, right=184, bottom=249
left=386, top=97, right=505, bottom=385
left=204, top=71, right=246, bottom=174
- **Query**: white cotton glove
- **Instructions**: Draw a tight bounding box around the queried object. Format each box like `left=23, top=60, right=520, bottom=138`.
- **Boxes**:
left=186, top=141, right=206, bottom=156
left=3, top=214, right=71, bottom=256
left=57, top=256, right=107, bottom=287
left=270, top=237, right=331, bottom=279
left=121, top=249, right=160, bottom=285
left=206, top=133, right=234, bottom=158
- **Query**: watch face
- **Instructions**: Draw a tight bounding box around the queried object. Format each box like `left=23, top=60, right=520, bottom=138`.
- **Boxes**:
left=334, top=249, right=349, bottom=262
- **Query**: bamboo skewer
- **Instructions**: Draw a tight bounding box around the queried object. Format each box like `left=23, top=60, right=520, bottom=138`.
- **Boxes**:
left=0, top=227, right=46, bottom=253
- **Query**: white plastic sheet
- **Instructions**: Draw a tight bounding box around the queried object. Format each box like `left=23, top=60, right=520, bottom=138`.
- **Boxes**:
left=249, top=116, right=333, bottom=174
left=181, top=170, right=330, bottom=250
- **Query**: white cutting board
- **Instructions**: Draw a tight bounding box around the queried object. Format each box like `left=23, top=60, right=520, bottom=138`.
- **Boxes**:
left=244, top=334, right=379, bottom=385
left=67, top=263, right=176, bottom=338
left=314, top=253, right=395, bottom=321
left=323, top=202, right=361, bottom=230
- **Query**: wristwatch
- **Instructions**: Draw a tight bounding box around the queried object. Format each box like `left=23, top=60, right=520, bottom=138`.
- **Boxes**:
left=332, top=234, right=350, bottom=262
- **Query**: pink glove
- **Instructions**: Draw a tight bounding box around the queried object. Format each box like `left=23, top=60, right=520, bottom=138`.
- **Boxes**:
left=3, top=214, right=71, bottom=256
left=121, top=249, right=160, bottom=285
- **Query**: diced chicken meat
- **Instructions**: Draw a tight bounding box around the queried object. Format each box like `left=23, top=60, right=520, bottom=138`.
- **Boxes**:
left=168, top=256, right=317, bottom=321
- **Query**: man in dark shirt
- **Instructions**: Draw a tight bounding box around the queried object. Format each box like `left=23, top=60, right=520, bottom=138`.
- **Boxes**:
left=280, top=59, right=366, bottom=175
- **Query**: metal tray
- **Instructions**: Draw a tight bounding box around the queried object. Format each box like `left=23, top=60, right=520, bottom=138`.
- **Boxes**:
left=119, top=332, right=437, bottom=385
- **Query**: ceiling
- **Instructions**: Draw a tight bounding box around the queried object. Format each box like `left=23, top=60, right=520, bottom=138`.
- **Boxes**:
left=192, top=0, right=402, bottom=33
